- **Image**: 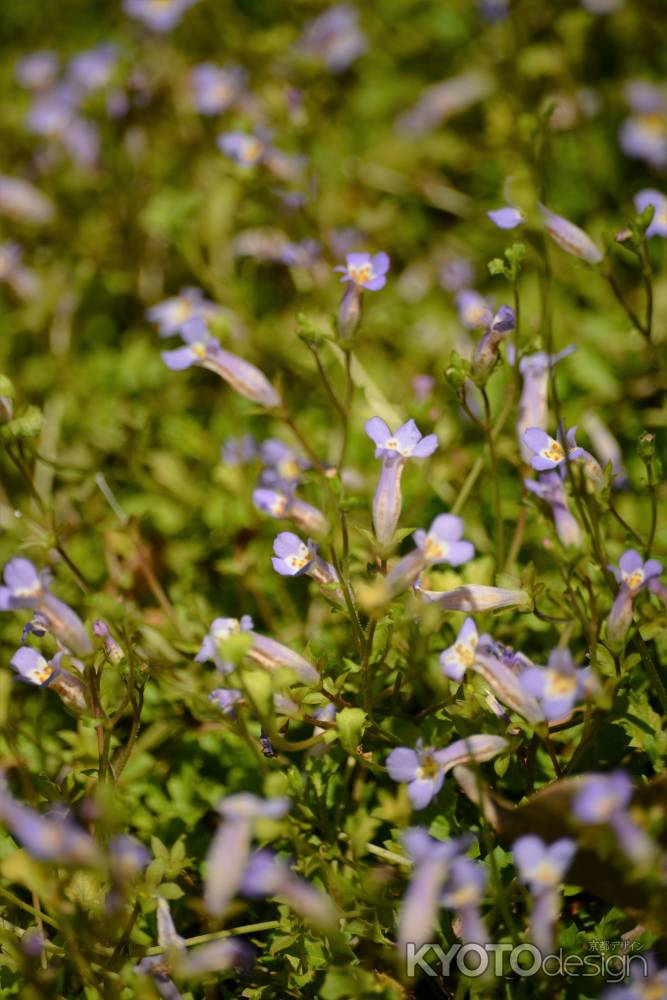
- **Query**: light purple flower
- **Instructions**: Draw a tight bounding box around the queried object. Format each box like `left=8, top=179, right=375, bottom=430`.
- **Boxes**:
left=67, top=44, right=117, bottom=92
left=540, top=204, right=603, bottom=264
left=620, top=114, right=667, bottom=170
left=335, top=251, right=390, bottom=291
left=123, top=0, right=198, bottom=33
left=147, top=287, right=224, bottom=337
left=208, top=687, right=243, bottom=716
left=386, top=514, right=475, bottom=595
left=519, top=648, right=595, bottom=721
left=439, top=256, right=474, bottom=293
left=464, top=641, right=543, bottom=724
left=455, top=289, right=493, bottom=329
left=516, top=346, right=576, bottom=461
left=386, top=735, right=508, bottom=809
left=253, top=486, right=328, bottom=535
left=513, top=835, right=576, bottom=952
left=0, top=242, right=39, bottom=301
left=204, top=794, right=289, bottom=917
left=582, top=414, right=627, bottom=488
left=218, top=131, right=267, bottom=168
left=10, top=646, right=62, bottom=687
left=221, top=434, right=258, bottom=466
left=296, top=5, right=366, bottom=73
left=271, top=532, right=340, bottom=599
left=190, top=63, right=246, bottom=115
left=472, top=304, right=516, bottom=377
left=525, top=472, right=581, bottom=547
left=607, top=550, right=663, bottom=645
left=0, top=176, right=55, bottom=225
left=522, top=426, right=584, bottom=472
left=109, top=835, right=150, bottom=880
left=241, top=850, right=337, bottom=928
left=573, top=772, right=654, bottom=866
left=487, top=205, right=525, bottom=229
left=441, top=856, right=489, bottom=946
left=258, top=439, right=307, bottom=486
left=0, top=784, right=101, bottom=866
left=15, top=51, right=59, bottom=91
left=634, top=189, right=667, bottom=238
left=160, top=319, right=221, bottom=371
left=398, top=830, right=473, bottom=952
left=196, top=615, right=254, bottom=673
left=26, top=83, right=78, bottom=137
left=197, top=615, right=319, bottom=684
left=601, top=956, right=667, bottom=1000
left=440, top=618, right=479, bottom=681
left=395, top=71, right=491, bottom=137
left=0, top=558, right=92, bottom=657
left=62, top=117, right=100, bottom=169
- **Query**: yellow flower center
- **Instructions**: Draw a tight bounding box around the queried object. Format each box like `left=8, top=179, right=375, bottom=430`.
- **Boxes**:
left=533, top=859, right=558, bottom=886
left=544, top=441, right=565, bottom=462
left=241, top=138, right=263, bottom=164
left=348, top=263, right=373, bottom=285
left=32, top=663, right=55, bottom=685
left=416, top=753, right=440, bottom=781
left=638, top=113, right=667, bottom=138
left=545, top=671, right=577, bottom=697
left=454, top=640, right=477, bottom=668
left=270, top=495, right=289, bottom=516
left=287, top=544, right=311, bottom=570
left=623, top=569, right=644, bottom=591
left=278, top=458, right=300, bottom=480
left=422, top=535, right=447, bottom=560
left=466, top=304, right=488, bottom=325
left=191, top=342, right=207, bottom=359
left=173, top=298, right=193, bottom=323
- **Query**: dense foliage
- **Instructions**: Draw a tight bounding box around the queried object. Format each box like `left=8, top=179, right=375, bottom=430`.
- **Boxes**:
left=0, top=1, right=666, bottom=997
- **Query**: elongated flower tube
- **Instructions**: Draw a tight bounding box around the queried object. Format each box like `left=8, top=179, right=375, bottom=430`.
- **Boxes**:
left=513, top=835, right=576, bottom=953
left=469, top=645, right=543, bottom=724
left=162, top=317, right=281, bottom=408
left=386, top=734, right=508, bottom=809
left=539, top=204, right=603, bottom=264
left=10, top=646, right=88, bottom=712
left=606, top=550, right=663, bottom=646
left=253, top=486, right=328, bottom=535
left=197, top=615, right=319, bottom=683
left=204, top=793, right=289, bottom=917
left=525, top=472, right=581, bottom=548
left=418, top=584, right=530, bottom=613
left=0, top=784, right=101, bottom=866
left=516, top=346, right=575, bottom=462
left=241, top=849, right=337, bottom=929
left=440, top=618, right=479, bottom=681
left=365, top=417, right=438, bottom=546
left=0, top=557, right=92, bottom=656
left=398, top=830, right=473, bottom=953
left=471, top=304, right=515, bottom=378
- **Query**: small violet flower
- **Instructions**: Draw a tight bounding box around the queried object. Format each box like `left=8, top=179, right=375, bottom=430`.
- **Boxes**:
left=0, top=557, right=92, bottom=657
left=487, top=205, right=525, bottom=229
left=147, top=287, right=224, bottom=337
left=241, top=849, right=337, bottom=929
left=271, top=532, right=341, bottom=601
left=525, top=472, right=581, bottom=548
left=573, top=771, right=655, bottom=866
left=634, top=189, right=667, bottom=238
left=607, top=550, right=663, bottom=646
left=516, top=346, right=576, bottom=462
left=123, top=0, right=198, bottom=33
left=439, top=617, right=479, bottom=681
left=540, top=204, right=603, bottom=264
left=190, top=63, right=246, bottom=115
left=296, top=5, right=367, bottom=73
left=519, top=648, right=596, bottom=721
left=0, top=783, right=101, bottom=866
left=197, top=615, right=319, bottom=684
left=253, top=485, right=328, bottom=535
left=513, top=835, right=577, bottom=953
left=218, top=131, right=267, bottom=168
left=365, top=417, right=438, bottom=547
left=386, top=734, right=508, bottom=809
left=335, top=251, right=390, bottom=291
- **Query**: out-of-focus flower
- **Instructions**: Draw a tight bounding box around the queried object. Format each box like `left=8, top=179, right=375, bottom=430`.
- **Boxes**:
left=540, top=205, right=603, bottom=264
left=601, top=956, right=667, bottom=1000
left=0, top=242, right=40, bottom=300
left=26, top=82, right=78, bottom=136
left=0, top=558, right=92, bottom=657
left=161, top=318, right=281, bottom=408
left=387, top=514, right=474, bottom=595
left=253, top=485, right=328, bottom=535
left=440, top=618, right=479, bottom=681
left=519, top=648, right=596, bottom=721
left=0, top=784, right=101, bottom=865
left=472, top=304, right=516, bottom=378
left=190, top=63, right=246, bottom=115
left=523, top=426, right=584, bottom=472
left=109, top=835, right=150, bottom=880
left=147, top=287, right=224, bottom=337
left=258, top=439, right=307, bottom=486
left=439, top=255, right=474, bottom=293
left=398, top=830, right=473, bottom=952
left=412, top=374, right=436, bottom=402
left=62, top=116, right=100, bottom=169
left=386, top=735, right=508, bottom=809
left=477, top=0, right=509, bottom=20
left=335, top=251, right=390, bottom=291
left=123, top=0, right=198, bottom=33
left=67, top=44, right=117, bottom=92
left=10, top=645, right=62, bottom=687
left=197, top=615, right=319, bottom=684
left=93, top=620, right=124, bottom=664
left=295, top=5, right=366, bottom=73
left=463, top=641, right=543, bottom=724
left=442, top=856, right=489, bottom=946
left=516, top=346, right=575, bottom=461
left=365, top=418, right=437, bottom=547
left=620, top=83, right=667, bottom=168
left=582, top=414, right=627, bottom=488
left=525, top=472, right=582, bottom=548
left=0, top=176, right=55, bottom=225
left=208, top=687, right=243, bottom=716
left=204, top=794, right=289, bottom=917
left=241, top=849, right=337, bottom=928
left=455, top=289, right=493, bottom=329
left=487, top=205, right=525, bottom=229
left=218, top=131, right=267, bottom=168
left=573, top=772, right=655, bottom=866
left=15, top=51, right=59, bottom=91
left=634, top=188, right=667, bottom=238
left=606, top=550, right=663, bottom=645
left=396, top=71, right=491, bottom=136
left=513, top=835, right=576, bottom=953
left=221, top=434, right=258, bottom=466
left=418, top=584, right=530, bottom=613
left=582, top=0, right=623, bottom=11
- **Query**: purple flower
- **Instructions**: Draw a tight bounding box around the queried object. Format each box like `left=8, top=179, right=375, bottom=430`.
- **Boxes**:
left=522, top=426, right=584, bottom=472
left=365, top=417, right=438, bottom=547
left=439, top=256, right=474, bottom=293
left=221, top=434, right=258, bottom=466
left=62, top=117, right=100, bottom=170
left=123, top=0, right=198, bottom=33
left=26, top=83, right=78, bottom=137
left=241, top=850, right=337, bottom=928
left=218, top=131, right=267, bottom=168
left=0, top=558, right=92, bottom=657
left=455, top=289, right=493, bottom=329
left=334, top=251, right=390, bottom=291
left=16, top=51, right=59, bottom=91
left=414, top=514, right=474, bottom=566
left=197, top=615, right=319, bottom=684
left=0, top=784, right=100, bottom=866
left=601, top=956, right=667, bottom=1000
left=620, top=113, right=667, bottom=170
left=441, top=856, right=489, bottom=946
left=513, top=835, right=576, bottom=952
left=487, top=205, right=525, bottom=229
left=519, top=648, right=595, bottom=721
left=525, top=472, right=581, bottom=548
left=160, top=319, right=221, bottom=371
left=271, top=532, right=340, bottom=598
left=253, top=486, right=328, bottom=535
left=573, top=772, right=654, bottom=866
left=439, top=618, right=479, bottom=681
left=0, top=242, right=39, bottom=301
left=196, top=615, right=254, bottom=673
left=10, top=646, right=62, bottom=687
left=259, top=439, right=307, bottom=486
left=582, top=414, right=627, bottom=488
left=190, top=63, right=246, bottom=115
left=472, top=304, right=516, bottom=377
left=540, top=204, right=603, bottom=264
left=395, top=72, right=491, bottom=137
left=386, top=734, right=508, bottom=809
left=208, top=687, right=243, bottom=716
left=147, top=287, right=224, bottom=337
left=0, top=176, right=55, bottom=225
left=634, top=189, right=667, bottom=238
left=67, top=44, right=117, bottom=92
left=607, top=550, right=663, bottom=645
left=462, top=641, right=543, bottom=725
left=109, top=835, right=150, bottom=879
left=398, top=830, right=473, bottom=951
left=296, top=5, right=366, bottom=73
left=516, top=346, right=576, bottom=461
left=204, top=794, right=289, bottom=917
